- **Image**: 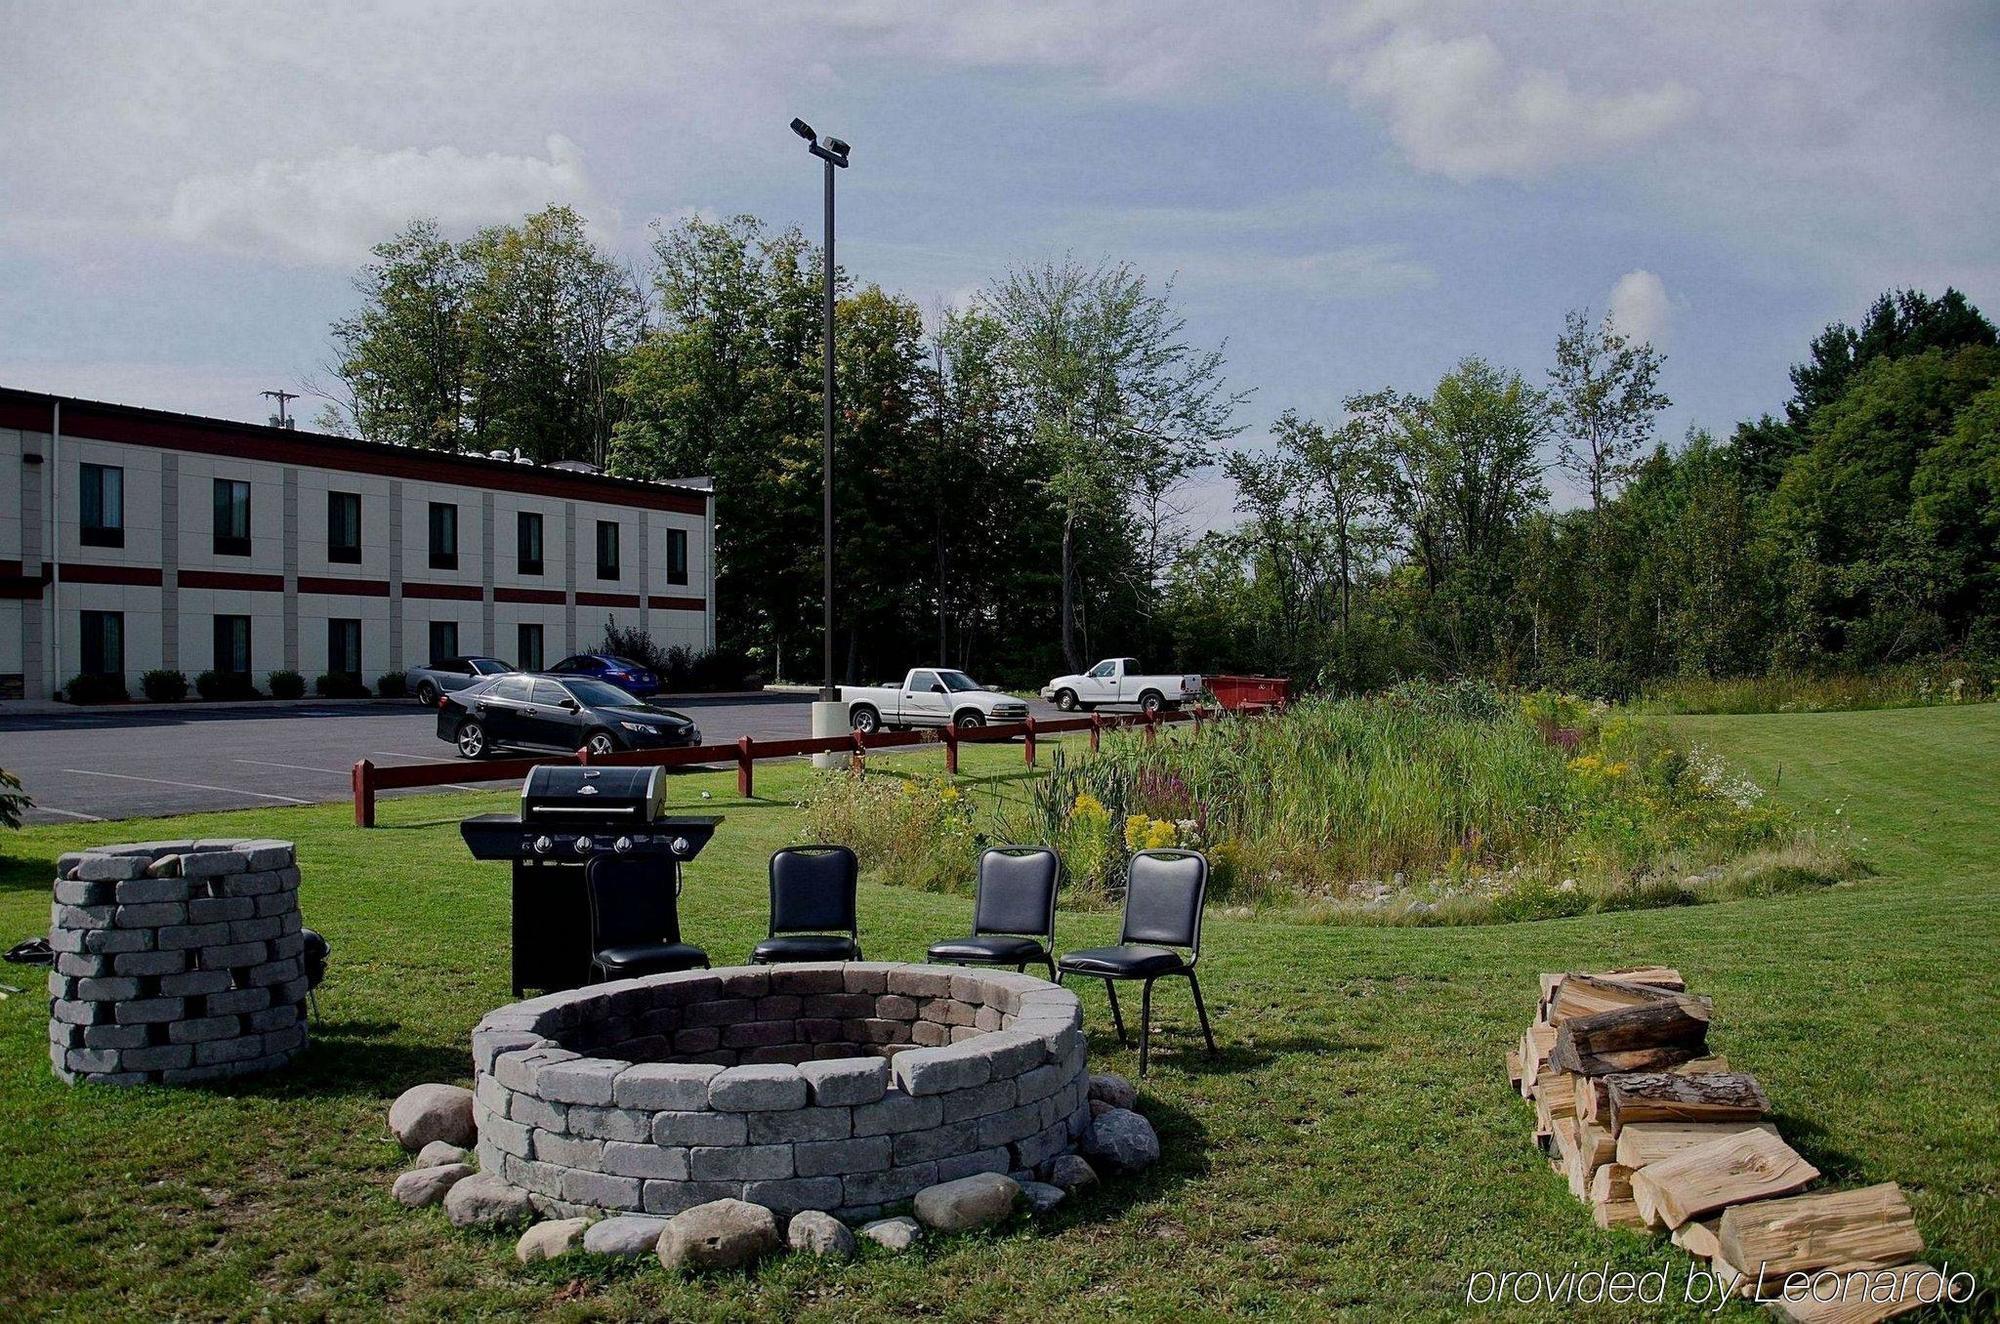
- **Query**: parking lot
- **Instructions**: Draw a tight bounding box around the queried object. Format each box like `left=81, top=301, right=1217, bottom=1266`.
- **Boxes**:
left=1, top=691, right=1068, bottom=823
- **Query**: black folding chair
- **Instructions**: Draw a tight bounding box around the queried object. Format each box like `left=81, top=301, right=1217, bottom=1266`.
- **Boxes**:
left=1056, top=848, right=1217, bottom=1076
left=585, top=855, right=710, bottom=980
left=750, top=846, right=862, bottom=963
left=926, top=845, right=1059, bottom=980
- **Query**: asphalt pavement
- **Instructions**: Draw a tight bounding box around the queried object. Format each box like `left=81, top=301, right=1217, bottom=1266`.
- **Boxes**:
left=0, top=691, right=1067, bottom=824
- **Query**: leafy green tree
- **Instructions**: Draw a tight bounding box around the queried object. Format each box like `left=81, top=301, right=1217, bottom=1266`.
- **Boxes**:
left=1787, top=287, right=1996, bottom=424
left=323, top=218, right=473, bottom=447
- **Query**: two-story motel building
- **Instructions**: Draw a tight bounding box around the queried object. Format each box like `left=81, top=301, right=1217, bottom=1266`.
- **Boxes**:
left=0, top=387, right=715, bottom=702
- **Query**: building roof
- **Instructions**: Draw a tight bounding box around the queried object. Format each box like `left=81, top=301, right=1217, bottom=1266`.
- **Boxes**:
left=0, top=386, right=710, bottom=516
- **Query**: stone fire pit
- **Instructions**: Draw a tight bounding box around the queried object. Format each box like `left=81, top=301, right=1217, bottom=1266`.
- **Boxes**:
left=468, top=963, right=1089, bottom=1223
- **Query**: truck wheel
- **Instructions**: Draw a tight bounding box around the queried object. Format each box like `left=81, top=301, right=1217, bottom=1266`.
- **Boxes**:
left=415, top=681, right=438, bottom=707
left=455, top=721, right=488, bottom=759
left=850, top=705, right=881, bottom=734
left=954, top=710, right=986, bottom=731
left=1054, top=688, right=1079, bottom=712
left=1139, top=690, right=1164, bottom=716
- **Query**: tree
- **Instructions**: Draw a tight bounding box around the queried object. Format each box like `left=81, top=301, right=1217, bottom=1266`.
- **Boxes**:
left=323, top=219, right=473, bottom=447
left=1787, top=287, right=1996, bottom=425
left=981, top=259, right=1244, bottom=669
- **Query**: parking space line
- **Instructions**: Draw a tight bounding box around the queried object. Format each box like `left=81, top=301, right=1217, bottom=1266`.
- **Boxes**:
left=235, top=758, right=351, bottom=776
left=61, top=769, right=310, bottom=804
left=32, top=805, right=105, bottom=822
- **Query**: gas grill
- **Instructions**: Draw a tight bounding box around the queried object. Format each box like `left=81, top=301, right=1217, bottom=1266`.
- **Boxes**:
left=460, top=765, right=722, bottom=994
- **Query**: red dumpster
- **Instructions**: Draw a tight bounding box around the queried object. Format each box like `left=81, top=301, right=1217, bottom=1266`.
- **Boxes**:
left=1204, top=674, right=1290, bottom=713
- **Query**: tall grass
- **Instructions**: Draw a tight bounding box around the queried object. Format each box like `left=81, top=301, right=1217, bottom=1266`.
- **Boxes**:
left=1633, top=662, right=1996, bottom=714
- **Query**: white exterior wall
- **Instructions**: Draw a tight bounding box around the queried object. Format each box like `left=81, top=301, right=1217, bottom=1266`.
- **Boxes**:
left=1, top=401, right=714, bottom=701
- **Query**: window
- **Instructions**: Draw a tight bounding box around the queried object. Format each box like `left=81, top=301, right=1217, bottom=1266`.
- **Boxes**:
left=488, top=676, right=532, bottom=702
left=551, top=656, right=586, bottom=673
left=327, top=619, right=361, bottom=678
left=666, top=528, right=688, bottom=586
left=80, top=611, right=123, bottom=676
left=327, top=491, right=361, bottom=564
left=595, top=520, right=620, bottom=580
left=213, top=479, right=251, bottom=556
left=517, top=623, right=545, bottom=672
left=532, top=679, right=571, bottom=707
left=907, top=670, right=940, bottom=693
left=517, top=511, right=544, bottom=575
left=79, top=464, right=124, bottom=548
left=1086, top=660, right=1115, bottom=679
left=428, top=502, right=458, bottom=571
left=213, top=615, right=251, bottom=674
left=429, top=621, right=459, bottom=662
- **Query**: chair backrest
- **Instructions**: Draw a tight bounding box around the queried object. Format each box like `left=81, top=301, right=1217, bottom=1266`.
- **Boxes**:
left=585, top=855, right=683, bottom=952
left=768, top=845, right=859, bottom=935
left=1119, top=849, right=1209, bottom=954
left=972, top=846, right=1059, bottom=941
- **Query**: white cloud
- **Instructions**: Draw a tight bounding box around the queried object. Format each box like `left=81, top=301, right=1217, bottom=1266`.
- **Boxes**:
left=1181, top=244, right=1437, bottom=299
left=165, top=135, right=611, bottom=265
left=1607, top=269, right=1669, bottom=347
left=1334, top=28, right=1694, bottom=181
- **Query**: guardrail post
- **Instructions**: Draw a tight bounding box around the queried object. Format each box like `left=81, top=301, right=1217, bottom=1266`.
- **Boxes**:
left=851, top=731, right=866, bottom=774
left=575, top=744, right=592, bottom=766
left=1023, top=716, right=1037, bottom=767
left=1090, top=712, right=1103, bottom=752
left=942, top=724, right=959, bottom=776
left=737, top=736, right=754, bottom=797
left=352, top=759, right=376, bottom=828
left=1192, top=705, right=1203, bottom=737
left=1144, top=710, right=1158, bottom=744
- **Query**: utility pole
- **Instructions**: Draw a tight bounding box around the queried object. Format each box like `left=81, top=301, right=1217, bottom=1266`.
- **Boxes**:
left=262, top=389, right=299, bottom=429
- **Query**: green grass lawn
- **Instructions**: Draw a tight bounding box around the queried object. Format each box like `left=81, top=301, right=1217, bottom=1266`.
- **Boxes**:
left=1, top=710, right=1995, bottom=1320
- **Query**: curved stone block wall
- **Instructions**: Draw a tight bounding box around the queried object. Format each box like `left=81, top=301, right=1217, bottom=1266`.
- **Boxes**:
left=471, top=962, right=1090, bottom=1222
left=47, top=839, right=310, bottom=1085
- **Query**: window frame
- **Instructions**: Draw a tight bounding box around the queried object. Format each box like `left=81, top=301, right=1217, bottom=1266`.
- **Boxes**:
left=79, top=463, right=125, bottom=548
left=517, top=622, right=545, bottom=672
left=213, top=614, right=252, bottom=675
left=213, top=478, right=252, bottom=557
left=80, top=609, right=124, bottom=677
left=517, top=510, right=544, bottom=576
left=666, top=527, right=689, bottom=586
left=428, top=620, right=460, bottom=663
left=327, top=490, right=362, bottom=564
left=428, top=502, right=459, bottom=571
left=595, top=520, right=620, bottom=581
left=327, top=618, right=362, bottom=678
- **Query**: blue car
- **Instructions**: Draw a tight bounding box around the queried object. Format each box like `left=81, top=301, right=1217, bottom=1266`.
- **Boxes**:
left=546, top=652, right=662, bottom=696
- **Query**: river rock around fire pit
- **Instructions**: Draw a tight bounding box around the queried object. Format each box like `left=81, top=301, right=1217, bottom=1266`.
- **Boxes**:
left=1082, top=1107, right=1160, bottom=1174
left=390, top=1083, right=476, bottom=1150
left=469, top=962, right=1090, bottom=1223
left=657, top=1198, right=780, bottom=1272
left=46, top=839, right=310, bottom=1086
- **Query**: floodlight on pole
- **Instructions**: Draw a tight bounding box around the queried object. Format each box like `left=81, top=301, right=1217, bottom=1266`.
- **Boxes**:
left=792, top=118, right=850, bottom=702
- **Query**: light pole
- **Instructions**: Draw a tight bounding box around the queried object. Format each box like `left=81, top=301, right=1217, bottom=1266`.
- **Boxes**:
left=791, top=117, right=849, bottom=703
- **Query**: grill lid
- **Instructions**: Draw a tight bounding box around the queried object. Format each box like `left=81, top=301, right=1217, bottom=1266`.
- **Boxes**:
left=520, top=765, right=665, bottom=822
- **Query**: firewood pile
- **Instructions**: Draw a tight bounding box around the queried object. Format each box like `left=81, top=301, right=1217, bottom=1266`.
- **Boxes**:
left=1508, top=967, right=1944, bottom=1322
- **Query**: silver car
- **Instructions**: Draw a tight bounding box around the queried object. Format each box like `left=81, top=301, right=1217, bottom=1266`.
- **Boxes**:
left=405, top=655, right=515, bottom=707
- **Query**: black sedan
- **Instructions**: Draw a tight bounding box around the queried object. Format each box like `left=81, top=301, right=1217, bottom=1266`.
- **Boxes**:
left=435, top=675, right=701, bottom=758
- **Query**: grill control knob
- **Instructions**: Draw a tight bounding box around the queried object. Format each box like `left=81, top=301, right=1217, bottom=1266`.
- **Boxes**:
left=671, top=836, right=690, bottom=857
left=613, top=836, right=634, bottom=854
left=573, top=836, right=594, bottom=855
left=532, top=835, right=553, bottom=855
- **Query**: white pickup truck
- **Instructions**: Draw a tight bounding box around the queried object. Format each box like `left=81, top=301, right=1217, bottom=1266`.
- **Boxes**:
left=1040, top=658, right=1203, bottom=715
left=842, top=668, right=1031, bottom=733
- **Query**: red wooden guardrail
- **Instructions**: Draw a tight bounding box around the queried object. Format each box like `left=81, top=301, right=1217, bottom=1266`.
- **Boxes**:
left=351, top=705, right=1222, bottom=827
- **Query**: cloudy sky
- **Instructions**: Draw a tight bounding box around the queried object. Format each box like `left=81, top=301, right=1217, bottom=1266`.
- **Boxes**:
left=3, top=1, right=1997, bottom=521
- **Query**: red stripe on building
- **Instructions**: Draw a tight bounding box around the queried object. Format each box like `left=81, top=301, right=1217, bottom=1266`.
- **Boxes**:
left=297, top=575, right=392, bottom=597
left=576, top=591, right=641, bottom=608
left=403, top=581, right=484, bottom=601
left=648, top=594, right=707, bottom=611
left=495, top=586, right=566, bottom=604
left=178, top=569, right=283, bottom=592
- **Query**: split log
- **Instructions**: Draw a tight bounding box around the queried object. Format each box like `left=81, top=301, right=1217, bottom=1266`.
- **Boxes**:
left=1708, top=1250, right=1757, bottom=1298
left=1590, top=1162, right=1647, bottom=1230
left=1629, top=1128, right=1818, bottom=1229
left=1506, top=1049, right=1522, bottom=1090
left=1718, top=1183, right=1924, bottom=1278
left=1765, top=1263, right=1939, bottom=1324
left=1540, top=966, right=1685, bottom=1015
left=1519, top=1023, right=1556, bottom=1097
left=1550, top=995, right=1712, bottom=1075
left=1615, top=1120, right=1781, bottom=1167
left=1593, top=1197, right=1647, bottom=1230
left=1579, top=1057, right=1733, bottom=1125
left=1565, top=1122, right=1617, bottom=1197
left=1602, top=1071, right=1771, bottom=1135
left=1532, top=1069, right=1577, bottom=1123
left=1672, top=1216, right=1723, bottom=1260
left=1546, top=973, right=1682, bottom=1024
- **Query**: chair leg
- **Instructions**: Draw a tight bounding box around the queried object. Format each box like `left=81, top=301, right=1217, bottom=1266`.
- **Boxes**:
left=1188, top=970, right=1218, bottom=1056
left=1042, top=956, right=1058, bottom=982
left=1104, top=979, right=1128, bottom=1045
left=1139, top=977, right=1155, bottom=1077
